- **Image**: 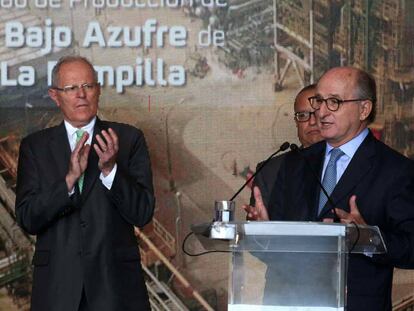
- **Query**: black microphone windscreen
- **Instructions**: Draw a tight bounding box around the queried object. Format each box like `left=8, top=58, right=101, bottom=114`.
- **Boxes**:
left=280, top=141, right=290, bottom=151
left=290, top=143, right=299, bottom=151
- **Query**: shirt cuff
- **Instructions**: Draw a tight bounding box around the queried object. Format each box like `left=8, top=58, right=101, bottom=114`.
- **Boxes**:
left=68, top=187, right=75, bottom=197
left=99, top=164, right=117, bottom=190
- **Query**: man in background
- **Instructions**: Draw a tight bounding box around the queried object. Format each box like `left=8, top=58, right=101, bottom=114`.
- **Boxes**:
left=15, top=56, right=154, bottom=311
left=244, top=84, right=322, bottom=220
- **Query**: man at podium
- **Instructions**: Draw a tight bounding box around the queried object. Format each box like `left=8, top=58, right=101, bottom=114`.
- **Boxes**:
left=248, top=67, right=414, bottom=311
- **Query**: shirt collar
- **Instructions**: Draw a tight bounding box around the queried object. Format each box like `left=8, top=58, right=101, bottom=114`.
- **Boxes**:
left=325, top=128, right=369, bottom=158
left=64, top=117, right=96, bottom=137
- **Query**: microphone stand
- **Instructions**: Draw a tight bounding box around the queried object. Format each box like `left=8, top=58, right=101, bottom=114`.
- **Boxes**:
left=229, top=141, right=290, bottom=201
left=290, top=144, right=339, bottom=222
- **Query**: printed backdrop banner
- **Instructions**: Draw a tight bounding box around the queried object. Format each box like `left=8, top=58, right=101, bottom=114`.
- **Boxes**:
left=0, top=1, right=413, bottom=309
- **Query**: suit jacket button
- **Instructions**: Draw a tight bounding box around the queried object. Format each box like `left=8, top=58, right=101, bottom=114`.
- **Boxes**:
left=80, top=221, right=87, bottom=228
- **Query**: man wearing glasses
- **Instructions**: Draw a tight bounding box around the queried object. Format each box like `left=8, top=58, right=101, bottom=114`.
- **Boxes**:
left=244, top=84, right=322, bottom=220
left=15, top=56, right=155, bottom=311
left=268, top=66, right=414, bottom=310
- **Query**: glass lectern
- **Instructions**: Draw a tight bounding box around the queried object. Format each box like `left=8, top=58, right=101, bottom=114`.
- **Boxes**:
left=192, top=221, right=386, bottom=311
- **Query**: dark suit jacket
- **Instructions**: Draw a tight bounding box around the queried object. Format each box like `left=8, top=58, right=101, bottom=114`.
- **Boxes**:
left=15, top=119, right=155, bottom=311
left=268, top=131, right=414, bottom=311
left=249, top=154, right=286, bottom=208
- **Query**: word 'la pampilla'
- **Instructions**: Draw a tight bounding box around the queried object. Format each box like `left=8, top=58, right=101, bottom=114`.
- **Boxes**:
left=5, top=18, right=187, bottom=55
left=0, top=58, right=186, bottom=92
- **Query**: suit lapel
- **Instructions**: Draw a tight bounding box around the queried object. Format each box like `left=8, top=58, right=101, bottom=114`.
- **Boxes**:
left=80, top=118, right=105, bottom=201
left=304, top=143, right=325, bottom=220
left=319, top=132, right=376, bottom=217
left=49, top=122, right=71, bottom=180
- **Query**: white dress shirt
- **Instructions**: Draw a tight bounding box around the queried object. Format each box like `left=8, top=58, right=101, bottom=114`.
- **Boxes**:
left=321, top=128, right=369, bottom=183
left=64, top=117, right=117, bottom=194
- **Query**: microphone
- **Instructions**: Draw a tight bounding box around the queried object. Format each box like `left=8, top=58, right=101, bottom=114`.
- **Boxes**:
left=185, top=142, right=291, bottom=247
left=229, top=142, right=291, bottom=201
left=290, top=144, right=339, bottom=221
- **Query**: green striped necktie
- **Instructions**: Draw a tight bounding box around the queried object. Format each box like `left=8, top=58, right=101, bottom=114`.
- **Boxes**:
left=75, top=129, right=85, bottom=193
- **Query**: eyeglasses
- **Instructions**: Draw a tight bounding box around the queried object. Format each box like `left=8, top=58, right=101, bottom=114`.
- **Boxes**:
left=308, top=96, right=369, bottom=112
left=294, top=111, right=317, bottom=122
left=52, top=82, right=99, bottom=95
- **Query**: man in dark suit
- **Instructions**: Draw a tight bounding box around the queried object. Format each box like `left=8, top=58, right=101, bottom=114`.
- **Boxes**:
left=244, top=84, right=322, bottom=219
left=15, top=56, right=155, bottom=311
left=268, top=67, right=414, bottom=310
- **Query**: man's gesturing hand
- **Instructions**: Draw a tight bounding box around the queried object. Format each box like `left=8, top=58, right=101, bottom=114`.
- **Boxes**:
left=66, top=132, right=91, bottom=191
left=335, top=195, right=367, bottom=225
left=94, top=128, right=119, bottom=177
left=242, top=186, right=270, bottom=221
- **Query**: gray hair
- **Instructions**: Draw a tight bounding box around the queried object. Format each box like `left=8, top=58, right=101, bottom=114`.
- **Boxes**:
left=354, top=70, right=377, bottom=123
left=51, top=56, right=98, bottom=87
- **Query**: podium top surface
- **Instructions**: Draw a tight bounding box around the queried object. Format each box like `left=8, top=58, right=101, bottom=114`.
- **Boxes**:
left=192, top=221, right=387, bottom=255
left=242, top=221, right=346, bottom=236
